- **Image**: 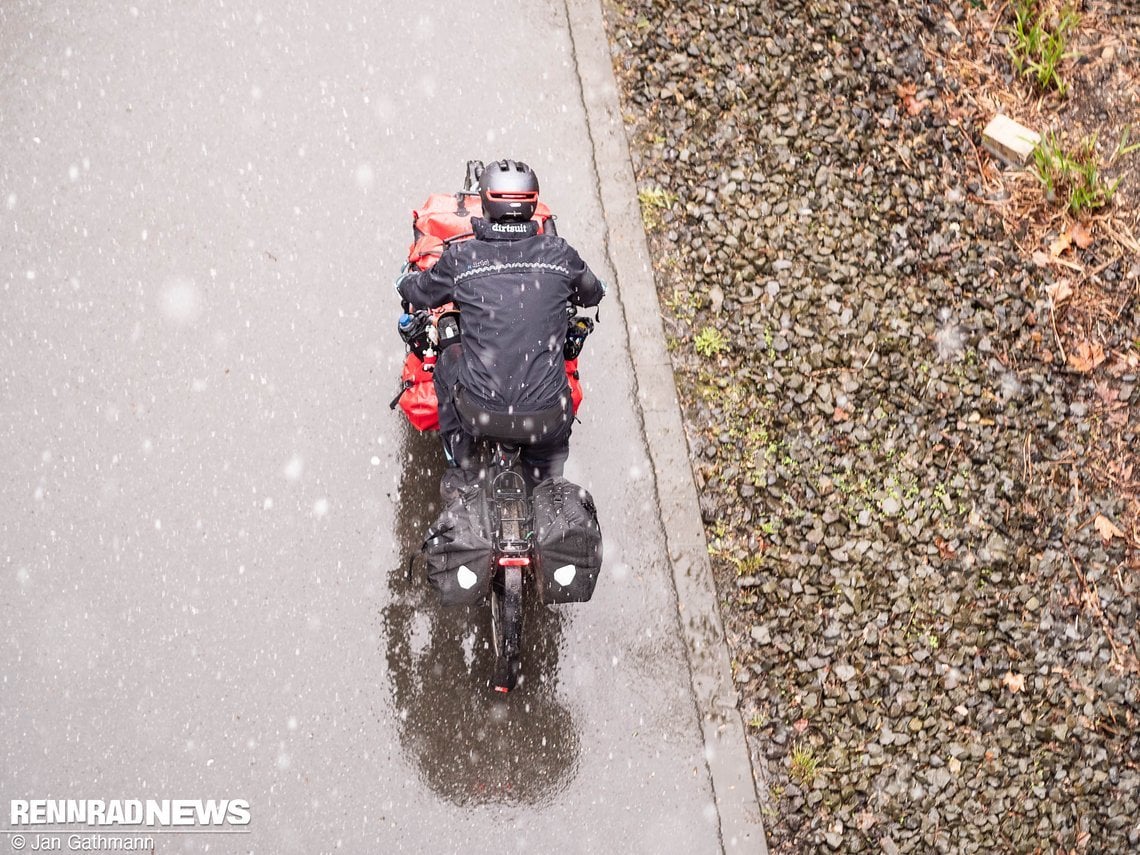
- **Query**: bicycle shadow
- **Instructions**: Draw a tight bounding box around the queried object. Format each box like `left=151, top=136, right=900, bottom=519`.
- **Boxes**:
left=382, top=424, right=581, bottom=806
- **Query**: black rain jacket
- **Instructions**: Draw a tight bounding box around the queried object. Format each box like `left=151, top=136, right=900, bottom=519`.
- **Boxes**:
left=397, top=217, right=605, bottom=413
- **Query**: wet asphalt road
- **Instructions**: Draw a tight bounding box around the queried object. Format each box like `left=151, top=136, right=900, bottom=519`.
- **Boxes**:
left=0, top=1, right=737, bottom=852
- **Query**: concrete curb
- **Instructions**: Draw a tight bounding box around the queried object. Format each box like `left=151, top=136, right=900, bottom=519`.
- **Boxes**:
left=563, top=1, right=768, bottom=851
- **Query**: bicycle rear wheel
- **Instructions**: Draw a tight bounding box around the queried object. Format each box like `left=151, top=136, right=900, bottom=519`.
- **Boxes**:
left=490, top=564, right=523, bottom=692
left=487, top=450, right=530, bottom=693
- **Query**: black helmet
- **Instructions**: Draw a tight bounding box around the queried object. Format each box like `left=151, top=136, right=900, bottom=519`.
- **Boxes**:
left=478, top=159, right=539, bottom=222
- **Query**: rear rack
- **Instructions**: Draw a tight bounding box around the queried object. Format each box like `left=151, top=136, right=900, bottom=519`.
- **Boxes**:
left=492, top=469, right=532, bottom=555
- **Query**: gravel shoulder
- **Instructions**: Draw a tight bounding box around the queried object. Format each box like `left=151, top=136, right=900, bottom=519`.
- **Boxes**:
left=602, top=1, right=1139, bottom=852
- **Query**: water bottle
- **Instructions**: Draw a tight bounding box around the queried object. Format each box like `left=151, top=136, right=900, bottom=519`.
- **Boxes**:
left=398, top=311, right=432, bottom=360
left=397, top=312, right=418, bottom=343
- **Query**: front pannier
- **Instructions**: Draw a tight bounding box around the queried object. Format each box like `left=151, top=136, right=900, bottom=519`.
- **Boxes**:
left=422, top=483, right=494, bottom=606
left=532, top=477, right=603, bottom=604
left=397, top=352, right=441, bottom=432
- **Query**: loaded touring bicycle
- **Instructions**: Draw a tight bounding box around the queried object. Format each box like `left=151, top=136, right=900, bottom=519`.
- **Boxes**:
left=392, top=161, right=603, bottom=693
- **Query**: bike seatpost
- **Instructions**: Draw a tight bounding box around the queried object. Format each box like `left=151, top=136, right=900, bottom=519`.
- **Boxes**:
left=496, top=443, right=522, bottom=468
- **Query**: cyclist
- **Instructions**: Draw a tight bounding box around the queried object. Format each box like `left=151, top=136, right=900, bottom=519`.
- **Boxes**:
left=396, top=159, right=606, bottom=487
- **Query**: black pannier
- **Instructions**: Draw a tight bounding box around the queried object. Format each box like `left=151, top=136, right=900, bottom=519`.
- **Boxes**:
left=422, top=483, right=494, bottom=606
left=532, top=477, right=603, bottom=604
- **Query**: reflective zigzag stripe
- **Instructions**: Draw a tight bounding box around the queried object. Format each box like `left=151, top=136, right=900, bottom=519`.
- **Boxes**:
left=455, top=261, right=570, bottom=284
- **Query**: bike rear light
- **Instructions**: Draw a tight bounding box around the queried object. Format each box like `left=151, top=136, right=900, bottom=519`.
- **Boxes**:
left=494, top=685, right=510, bottom=694
left=498, top=556, right=530, bottom=567
left=487, top=191, right=538, bottom=202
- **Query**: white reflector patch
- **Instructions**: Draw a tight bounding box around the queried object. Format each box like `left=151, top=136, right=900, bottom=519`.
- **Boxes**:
left=457, top=565, right=478, bottom=589
left=553, top=564, right=577, bottom=586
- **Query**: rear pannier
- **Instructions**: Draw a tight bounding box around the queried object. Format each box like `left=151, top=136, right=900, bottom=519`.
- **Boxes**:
left=422, top=484, right=494, bottom=606
left=532, top=477, right=603, bottom=604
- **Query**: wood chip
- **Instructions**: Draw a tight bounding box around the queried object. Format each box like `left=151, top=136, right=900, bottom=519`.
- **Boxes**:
left=1093, top=514, right=1125, bottom=542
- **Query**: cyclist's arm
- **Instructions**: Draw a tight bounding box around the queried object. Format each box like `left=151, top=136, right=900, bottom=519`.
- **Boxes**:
left=396, top=251, right=458, bottom=309
left=564, top=246, right=606, bottom=308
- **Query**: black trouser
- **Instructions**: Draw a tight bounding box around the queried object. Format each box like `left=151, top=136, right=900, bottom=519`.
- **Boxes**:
left=433, top=344, right=572, bottom=484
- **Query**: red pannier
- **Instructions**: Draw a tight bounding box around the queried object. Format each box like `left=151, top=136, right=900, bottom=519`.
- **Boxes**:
left=397, top=190, right=583, bottom=433
left=398, top=352, right=440, bottom=433
left=407, top=193, right=554, bottom=271
left=398, top=352, right=584, bottom=433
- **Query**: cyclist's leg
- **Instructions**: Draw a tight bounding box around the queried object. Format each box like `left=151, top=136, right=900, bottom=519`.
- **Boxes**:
left=433, top=345, right=476, bottom=469
left=521, top=423, right=572, bottom=485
